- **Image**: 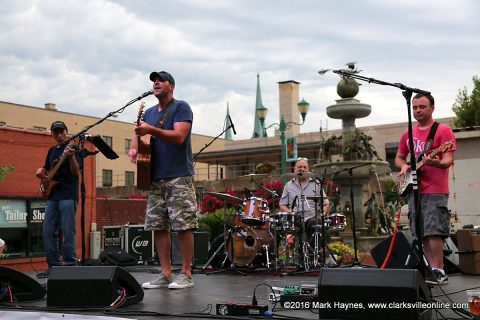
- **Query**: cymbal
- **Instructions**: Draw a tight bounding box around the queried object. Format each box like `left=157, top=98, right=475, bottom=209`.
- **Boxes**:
left=206, top=192, right=243, bottom=204
left=282, top=172, right=318, bottom=179
left=240, top=173, right=268, bottom=178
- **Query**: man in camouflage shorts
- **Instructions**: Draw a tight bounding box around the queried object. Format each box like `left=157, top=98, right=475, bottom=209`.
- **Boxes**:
left=128, top=71, right=198, bottom=289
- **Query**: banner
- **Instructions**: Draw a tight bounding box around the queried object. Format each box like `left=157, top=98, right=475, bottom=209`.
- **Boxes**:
left=285, top=136, right=298, bottom=162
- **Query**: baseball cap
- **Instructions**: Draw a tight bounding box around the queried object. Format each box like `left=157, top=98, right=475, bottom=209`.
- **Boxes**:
left=149, top=71, right=175, bottom=85
left=50, top=121, right=68, bottom=131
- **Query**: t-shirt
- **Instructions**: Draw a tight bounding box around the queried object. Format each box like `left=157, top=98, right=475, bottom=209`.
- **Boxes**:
left=279, top=178, right=329, bottom=221
left=44, top=144, right=82, bottom=200
left=397, top=123, right=456, bottom=194
left=142, top=99, right=194, bottom=180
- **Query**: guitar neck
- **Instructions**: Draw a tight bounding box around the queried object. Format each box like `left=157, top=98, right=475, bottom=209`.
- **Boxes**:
left=47, top=149, right=70, bottom=179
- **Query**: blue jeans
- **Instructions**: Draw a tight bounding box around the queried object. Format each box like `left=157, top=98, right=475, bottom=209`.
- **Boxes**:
left=43, top=200, right=77, bottom=267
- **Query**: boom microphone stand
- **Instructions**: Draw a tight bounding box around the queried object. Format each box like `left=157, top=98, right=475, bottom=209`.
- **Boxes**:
left=333, top=69, right=430, bottom=274
left=65, top=90, right=151, bottom=265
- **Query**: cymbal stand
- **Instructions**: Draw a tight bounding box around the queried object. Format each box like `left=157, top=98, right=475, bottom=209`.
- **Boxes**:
left=297, top=189, right=309, bottom=270
left=201, top=201, right=245, bottom=275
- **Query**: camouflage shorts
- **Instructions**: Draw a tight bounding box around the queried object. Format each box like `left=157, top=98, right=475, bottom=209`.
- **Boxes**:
left=408, top=193, right=450, bottom=239
left=145, top=176, right=198, bottom=232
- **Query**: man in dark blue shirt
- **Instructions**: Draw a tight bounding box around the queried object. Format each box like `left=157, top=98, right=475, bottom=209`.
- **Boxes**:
left=129, top=71, right=198, bottom=289
left=36, top=121, right=81, bottom=277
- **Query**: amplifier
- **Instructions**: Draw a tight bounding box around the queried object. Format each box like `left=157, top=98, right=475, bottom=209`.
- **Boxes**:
left=123, top=224, right=155, bottom=263
left=103, top=225, right=124, bottom=249
left=103, top=225, right=155, bottom=263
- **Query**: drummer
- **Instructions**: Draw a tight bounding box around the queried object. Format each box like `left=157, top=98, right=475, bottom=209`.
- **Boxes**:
left=279, top=157, right=330, bottom=246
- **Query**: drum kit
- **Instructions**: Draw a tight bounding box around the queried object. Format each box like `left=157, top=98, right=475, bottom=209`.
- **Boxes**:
left=203, top=187, right=347, bottom=271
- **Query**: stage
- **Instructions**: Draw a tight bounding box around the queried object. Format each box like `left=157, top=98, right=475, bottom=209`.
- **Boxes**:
left=0, top=264, right=478, bottom=320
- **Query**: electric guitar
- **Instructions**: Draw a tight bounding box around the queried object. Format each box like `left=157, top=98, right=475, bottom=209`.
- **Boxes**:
left=39, top=138, right=78, bottom=198
left=395, top=140, right=454, bottom=196
left=136, top=101, right=151, bottom=190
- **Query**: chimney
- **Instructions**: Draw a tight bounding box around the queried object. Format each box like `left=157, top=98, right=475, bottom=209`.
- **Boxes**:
left=45, top=103, right=57, bottom=111
left=278, top=80, right=300, bottom=137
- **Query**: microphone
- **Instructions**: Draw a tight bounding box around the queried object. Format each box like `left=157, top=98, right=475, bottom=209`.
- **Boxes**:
left=291, top=195, right=298, bottom=211
left=228, top=114, right=237, bottom=135
left=139, top=90, right=154, bottom=99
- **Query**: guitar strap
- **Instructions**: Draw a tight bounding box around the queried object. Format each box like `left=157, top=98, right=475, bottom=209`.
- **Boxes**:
left=424, top=121, right=439, bottom=153
left=156, top=98, right=176, bottom=129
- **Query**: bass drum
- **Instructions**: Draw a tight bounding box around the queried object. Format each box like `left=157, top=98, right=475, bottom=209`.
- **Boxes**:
left=227, top=227, right=273, bottom=267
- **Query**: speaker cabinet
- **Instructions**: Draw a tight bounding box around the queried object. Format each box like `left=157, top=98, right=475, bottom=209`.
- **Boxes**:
left=0, top=266, right=46, bottom=301
left=370, top=231, right=420, bottom=268
left=318, top=268, right=432, bottom=320
left=47, top=266, right=143, bottom=307
left=171, top=232, right=210, bottom=267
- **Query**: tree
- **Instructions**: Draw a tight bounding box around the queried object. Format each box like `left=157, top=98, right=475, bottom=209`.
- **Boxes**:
left=0, top=164, right=15, bottom=183
left=452, top=75, right=480, bottom=127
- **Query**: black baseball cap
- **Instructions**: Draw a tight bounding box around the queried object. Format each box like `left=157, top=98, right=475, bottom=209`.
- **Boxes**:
left=149, top=71, right=175, bottom=85
left=50, top=121, right=68, bottom=131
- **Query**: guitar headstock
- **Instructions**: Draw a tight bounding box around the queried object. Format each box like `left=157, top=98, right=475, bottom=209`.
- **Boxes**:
left=435, top=140, right=454, bottom=154
left=136, top=101, right=146, bottom=126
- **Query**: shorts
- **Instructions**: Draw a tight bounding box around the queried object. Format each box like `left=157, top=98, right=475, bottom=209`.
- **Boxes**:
left=408, top=193, right=450, bottom=239
left=145, top=176, right=198, bottom=232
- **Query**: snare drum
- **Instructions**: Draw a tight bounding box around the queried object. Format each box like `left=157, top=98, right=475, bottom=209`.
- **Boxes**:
left=241, top=197, right=270, bottom=226
left=271, top=212, right=296, bottom=232
left=325, top=213, right=347, bottom=231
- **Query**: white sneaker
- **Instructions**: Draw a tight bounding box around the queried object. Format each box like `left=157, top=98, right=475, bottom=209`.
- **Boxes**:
left=168, top=272, right=194, bottom=289
left=141, top=273, right=172, bottom=289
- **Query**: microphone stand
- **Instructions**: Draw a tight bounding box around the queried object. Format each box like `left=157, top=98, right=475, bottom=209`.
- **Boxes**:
left=65, top=90, right=153, bottom=265
left=333, top=69, right=429, bottom=274
left=194, top=117, right=235, bottom=162
left=329, top=162, right=372, bottom=268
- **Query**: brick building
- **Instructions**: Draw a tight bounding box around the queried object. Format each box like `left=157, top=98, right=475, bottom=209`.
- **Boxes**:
left=0, top=127, right=96, bottom=271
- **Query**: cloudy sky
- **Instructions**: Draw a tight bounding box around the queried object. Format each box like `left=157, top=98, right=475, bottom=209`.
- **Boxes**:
left=1, top=0, right=479, bottom=140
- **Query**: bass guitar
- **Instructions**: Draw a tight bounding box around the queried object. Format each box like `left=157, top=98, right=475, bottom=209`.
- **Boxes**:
left=39, top=138, right=78, bottom=198
left=136, top=101, right=151, bottom=190
left=395, top=140, right=454, bottom=196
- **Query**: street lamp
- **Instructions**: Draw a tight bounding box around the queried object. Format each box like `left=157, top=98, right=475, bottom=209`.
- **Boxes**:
left=257, top=99, right=310, bottom=186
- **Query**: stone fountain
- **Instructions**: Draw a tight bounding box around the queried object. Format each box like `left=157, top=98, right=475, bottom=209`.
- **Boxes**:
left=313, top=69, right=391, bottom=251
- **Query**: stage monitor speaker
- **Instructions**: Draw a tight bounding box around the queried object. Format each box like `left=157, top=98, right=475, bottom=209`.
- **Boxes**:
left=370, top=231, right=420, bottom=269
left=47, top=266, right=143, bottom=307
left=318, top=268, right=432, bottom=320
left=0, top=266, right=46, bottom=302
left=371, top=231, right=460, bottom=272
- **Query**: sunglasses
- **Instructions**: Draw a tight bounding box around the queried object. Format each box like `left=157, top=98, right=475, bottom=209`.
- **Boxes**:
left=297, top=157, right=308, bottom=161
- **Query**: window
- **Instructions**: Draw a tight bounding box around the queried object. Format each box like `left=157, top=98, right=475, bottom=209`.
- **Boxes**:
left=0, top=121, right=6, bottom=126
left=103, top=136, right=113, bottom=149
left=102, top=170, right=112, bottom=187
left=125, top=139, right=131, bottom=154
left=125, top=171, right=134, bottom=186
left=0, top=198, right=47, bottom=258
left=385, top=142, right=399, bottom=172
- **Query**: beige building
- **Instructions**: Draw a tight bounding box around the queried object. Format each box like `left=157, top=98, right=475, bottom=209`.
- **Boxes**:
left=0, top=100, right=225, bottom=187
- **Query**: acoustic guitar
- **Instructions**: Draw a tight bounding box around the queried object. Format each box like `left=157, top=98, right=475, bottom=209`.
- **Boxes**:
left=39, top=138, right=78, bottom=198
left=136, top=101, right=151, bottom=190
left=395, top=140, right=454, bottom=196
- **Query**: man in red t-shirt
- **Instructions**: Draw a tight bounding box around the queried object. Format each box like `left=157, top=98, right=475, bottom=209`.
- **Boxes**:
left=395, top=93, right=456, bottom=285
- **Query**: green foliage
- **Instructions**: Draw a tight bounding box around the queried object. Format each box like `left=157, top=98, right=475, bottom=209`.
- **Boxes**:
left=0, top=164, right=15, bottom=183
left=197, top=208, right=237, bottom=241
left=452, top=75, right=480, bottom=127
left=328, top=241, right=355, bottom=265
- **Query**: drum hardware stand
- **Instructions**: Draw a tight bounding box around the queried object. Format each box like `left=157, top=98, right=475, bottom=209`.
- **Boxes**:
left=251, top=178, right=281, bottom=270
left=201, top=202, right=246, bottom=275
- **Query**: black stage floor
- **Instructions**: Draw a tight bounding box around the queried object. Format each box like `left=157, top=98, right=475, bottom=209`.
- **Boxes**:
left=1, top=265, right=479, bottom=320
